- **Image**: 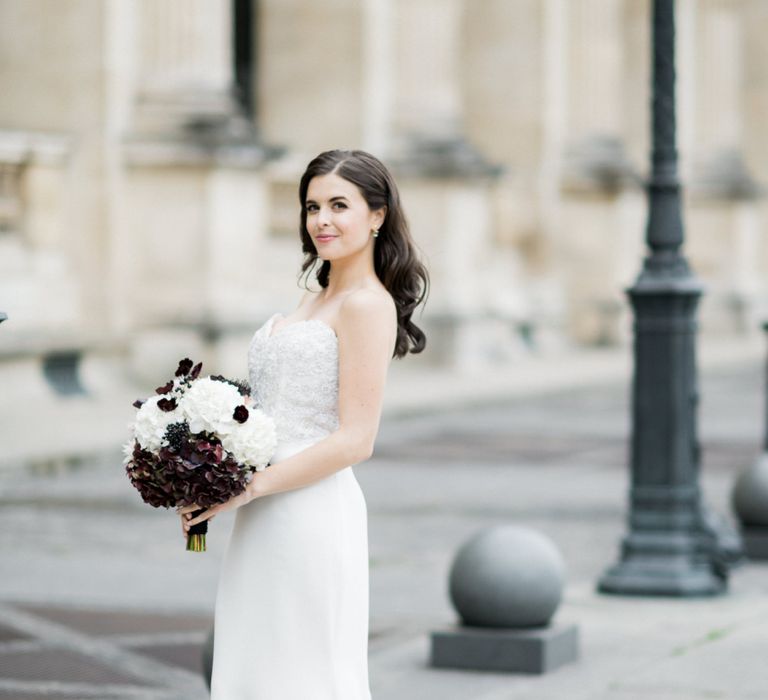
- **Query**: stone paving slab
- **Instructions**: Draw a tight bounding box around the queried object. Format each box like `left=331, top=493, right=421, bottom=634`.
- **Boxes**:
left=0, top=603, right=210, bottom=699
left=0, top=359, right=766, bottom=698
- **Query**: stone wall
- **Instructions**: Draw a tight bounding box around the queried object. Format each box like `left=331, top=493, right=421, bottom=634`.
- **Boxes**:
left=0, top=0, right=766, bottom=377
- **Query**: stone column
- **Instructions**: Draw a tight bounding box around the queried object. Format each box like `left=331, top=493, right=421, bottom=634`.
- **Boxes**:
left=559, top=0, right=644, bottom=345
left=258, top=0, right=364, bottom=155
left=361, top=0, right=395, bottom=155
left=686, top=0, right=764, bottom=334
left=562, top=0, right=634, bottom=188
left=461, top=0, right=559, bottom=351
left=390, top=0, right=508, bottom=367
left=624, top=0, right=651, bottom=167
left=743, top=1, right=768, bottom=310
left=0, top=132, right=77, bottom=335
left=132, top=0, right=249, bottom=140
left=394, top=0, right=463, bottom=145
left=743, top=0, right=768, bottom=184
left=123, top=0, right=272, bottom=383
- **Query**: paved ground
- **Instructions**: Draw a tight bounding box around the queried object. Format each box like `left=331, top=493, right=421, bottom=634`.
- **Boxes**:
left=1, top=342, right=767, bottom=698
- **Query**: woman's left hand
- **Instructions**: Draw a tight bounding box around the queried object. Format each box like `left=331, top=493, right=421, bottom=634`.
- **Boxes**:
left=179, top=489, right=253, bottom=532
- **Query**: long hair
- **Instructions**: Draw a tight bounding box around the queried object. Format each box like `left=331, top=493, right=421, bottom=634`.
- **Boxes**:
left=298, top=149, right=429, bottom=358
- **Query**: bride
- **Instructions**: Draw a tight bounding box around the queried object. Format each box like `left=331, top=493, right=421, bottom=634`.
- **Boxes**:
left=181, top=149, right=429, bottom=699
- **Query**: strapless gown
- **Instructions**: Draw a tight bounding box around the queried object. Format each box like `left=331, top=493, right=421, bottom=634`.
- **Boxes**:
left=210, top=313, right=372, bottom=699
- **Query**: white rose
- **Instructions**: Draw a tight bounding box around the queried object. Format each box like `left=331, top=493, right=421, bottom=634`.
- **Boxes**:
left=221, top=408, right=277, bottom=470
left=134, top=395, right=184, bottom=453
left=179, top=377, right=242, bottom=435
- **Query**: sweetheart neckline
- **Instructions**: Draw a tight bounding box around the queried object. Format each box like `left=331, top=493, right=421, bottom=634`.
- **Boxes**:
left=266, top=313, right=338, bottom=342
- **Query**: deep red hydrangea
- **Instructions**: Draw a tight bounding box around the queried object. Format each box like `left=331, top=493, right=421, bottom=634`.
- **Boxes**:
left=125, top=434, right=251, bottom=510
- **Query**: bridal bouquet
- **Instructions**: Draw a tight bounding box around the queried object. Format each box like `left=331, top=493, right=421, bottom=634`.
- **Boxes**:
left=124, top=358, right=276, bottom=552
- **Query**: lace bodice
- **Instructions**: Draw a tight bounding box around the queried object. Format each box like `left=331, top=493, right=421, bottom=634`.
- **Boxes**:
left=248, top=313, right=339, bottom=444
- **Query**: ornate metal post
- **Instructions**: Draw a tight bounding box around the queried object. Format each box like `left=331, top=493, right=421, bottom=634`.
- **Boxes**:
left=598, top=0, right=731, bottom=596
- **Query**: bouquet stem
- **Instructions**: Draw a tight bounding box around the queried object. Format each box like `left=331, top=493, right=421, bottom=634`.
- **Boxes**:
left=186, top=509, right=208, bottom=552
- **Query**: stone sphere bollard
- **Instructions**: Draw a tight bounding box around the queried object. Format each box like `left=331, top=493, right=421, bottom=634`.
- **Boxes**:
left=732, top=454, right=768, bottom=559
left=732, top=454, right=768, bottom=527
left=431, top=525, right=578, bottom=674
left=449, top=525, right=565, bottom=628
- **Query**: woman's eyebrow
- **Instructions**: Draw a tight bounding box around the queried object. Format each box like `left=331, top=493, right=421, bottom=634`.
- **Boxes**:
left=305, top=195, right=349, bottom=205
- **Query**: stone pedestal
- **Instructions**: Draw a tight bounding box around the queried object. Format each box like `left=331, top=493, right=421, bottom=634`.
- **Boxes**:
left=740, top=528, right=768, bottom=560
left=432, top=526, right=578, bottom=675
left=431, top=624, right=579, bottom=674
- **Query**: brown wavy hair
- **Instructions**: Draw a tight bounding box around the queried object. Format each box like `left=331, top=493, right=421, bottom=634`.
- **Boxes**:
left=298, top=149, right=429, bottom=358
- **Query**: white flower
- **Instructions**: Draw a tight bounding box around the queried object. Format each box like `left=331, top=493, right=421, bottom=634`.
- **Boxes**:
left=179, top=377, right=242, bottom=436
left=221, top=409, right=277, bottom=470
left=121, top=439, right=135, bottom=465
left=134, top=396, right=184, bottom=453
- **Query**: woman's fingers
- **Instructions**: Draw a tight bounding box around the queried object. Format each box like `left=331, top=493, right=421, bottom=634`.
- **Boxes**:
left=177, top=504, right=200, bottom=515
left=187, top=507, right=217, bottom=527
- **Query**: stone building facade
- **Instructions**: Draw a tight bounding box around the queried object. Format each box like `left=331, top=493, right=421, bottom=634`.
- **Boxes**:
left=1, top=0, right=767, bottom=390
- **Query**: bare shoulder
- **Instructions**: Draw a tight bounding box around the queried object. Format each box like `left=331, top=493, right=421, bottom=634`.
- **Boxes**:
left=339, top=288, right=396, bottom=324
left=337, top=288, right=397, bottom=343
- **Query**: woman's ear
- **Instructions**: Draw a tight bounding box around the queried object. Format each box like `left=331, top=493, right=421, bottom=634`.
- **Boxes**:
left=373, top=206, right=387, bottom=231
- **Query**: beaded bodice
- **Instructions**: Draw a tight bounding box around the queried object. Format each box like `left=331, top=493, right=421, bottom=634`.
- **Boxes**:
left=248, top=313, right=339, bottom=444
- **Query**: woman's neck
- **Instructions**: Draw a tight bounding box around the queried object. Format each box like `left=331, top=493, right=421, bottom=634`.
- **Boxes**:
left=324, top=253, right=376, bottom=299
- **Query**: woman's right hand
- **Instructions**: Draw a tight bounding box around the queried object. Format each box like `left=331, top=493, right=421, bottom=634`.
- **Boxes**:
left=179, top=510, right=189, bottom=540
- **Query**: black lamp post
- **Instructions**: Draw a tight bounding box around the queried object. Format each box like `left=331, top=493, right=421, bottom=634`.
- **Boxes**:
left=598, top=0, right=736, bottom=596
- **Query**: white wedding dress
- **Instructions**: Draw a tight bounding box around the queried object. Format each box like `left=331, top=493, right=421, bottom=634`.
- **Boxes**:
left=210, top=313, right=372, bottom=699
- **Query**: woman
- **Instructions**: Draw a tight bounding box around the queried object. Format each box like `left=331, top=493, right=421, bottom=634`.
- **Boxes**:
left=181, top=149, right=428, bottom=699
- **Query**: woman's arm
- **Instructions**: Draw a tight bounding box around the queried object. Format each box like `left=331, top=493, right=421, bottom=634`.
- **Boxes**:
left=182, top=289, right=396, bottom=529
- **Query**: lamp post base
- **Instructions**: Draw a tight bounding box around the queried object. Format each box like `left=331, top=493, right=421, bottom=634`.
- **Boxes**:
left=599, top=554, right=725, bottom=597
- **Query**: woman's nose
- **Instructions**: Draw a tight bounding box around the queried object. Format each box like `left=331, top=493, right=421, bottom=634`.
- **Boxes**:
left=317, top=206, right=331, bottom=227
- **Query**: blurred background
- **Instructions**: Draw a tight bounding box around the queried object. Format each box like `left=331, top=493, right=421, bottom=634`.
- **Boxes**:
left=3, top=2, right=768, bottom=698
left=5, top=0, right=768, bottom=468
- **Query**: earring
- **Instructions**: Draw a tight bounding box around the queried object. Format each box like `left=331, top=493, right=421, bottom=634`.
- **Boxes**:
left=372, top=229, right=379, bottom=238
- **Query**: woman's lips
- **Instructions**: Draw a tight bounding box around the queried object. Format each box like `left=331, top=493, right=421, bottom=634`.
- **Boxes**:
left=315, top=235, right=336, bottom=243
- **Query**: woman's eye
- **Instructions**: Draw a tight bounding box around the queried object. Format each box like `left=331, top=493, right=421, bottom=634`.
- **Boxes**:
left=306, top=204, right=318, bottom=213
left=333, top=202, right=347, bottom=210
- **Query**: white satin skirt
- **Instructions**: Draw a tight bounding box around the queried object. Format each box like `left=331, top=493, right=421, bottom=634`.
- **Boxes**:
left=210, top=440, right=372, bottom=700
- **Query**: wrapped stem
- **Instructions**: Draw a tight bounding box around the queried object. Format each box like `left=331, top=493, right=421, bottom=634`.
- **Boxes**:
left=186, top=509, right=208, bottom=552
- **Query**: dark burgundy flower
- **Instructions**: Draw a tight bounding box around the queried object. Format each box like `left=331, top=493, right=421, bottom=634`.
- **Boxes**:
left=233, top=405, right=249, bottom=423
left=175, top=358, right=193, bottom=377
left=190, top=362, right=203, bottom=379
left=132, top=398, right=145, bottom=409
left=157, top=397, right=178, bottom=412
left=155, top=380, right=174, bottom=395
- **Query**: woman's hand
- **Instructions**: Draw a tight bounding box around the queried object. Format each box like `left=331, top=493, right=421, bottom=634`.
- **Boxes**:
left=178, top=480, right=262, bottom=535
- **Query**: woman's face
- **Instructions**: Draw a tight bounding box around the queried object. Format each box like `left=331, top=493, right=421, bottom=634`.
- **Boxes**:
left=305, top=172, right=384, bottom=262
